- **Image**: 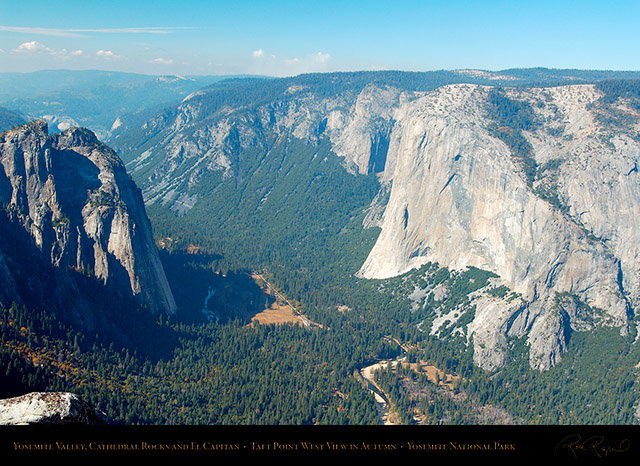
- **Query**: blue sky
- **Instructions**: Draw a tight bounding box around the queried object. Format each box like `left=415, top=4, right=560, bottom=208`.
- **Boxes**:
left=1, top=0, right=638, bottom=76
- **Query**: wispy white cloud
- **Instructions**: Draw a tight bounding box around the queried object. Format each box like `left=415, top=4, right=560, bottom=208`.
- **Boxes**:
left=10, top=41, right=86, bottom=61
left=96, top=49, right=122, bottom=59
left=282, top=52, right=331, bottom=69
left=1, top=27, right=82, bottom=38
left=0, top=26, right=197, bottom=38
left=148, top=57, right=174, bottom=65
left=247, top=49, right=335, bottom=76
left=12, top=41, right=54, bottom=54
left=314, top=52, right=331, bottom=64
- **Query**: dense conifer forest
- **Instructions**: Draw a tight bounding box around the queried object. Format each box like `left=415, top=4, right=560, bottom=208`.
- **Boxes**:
left=3, top=253, right=639, bottom=424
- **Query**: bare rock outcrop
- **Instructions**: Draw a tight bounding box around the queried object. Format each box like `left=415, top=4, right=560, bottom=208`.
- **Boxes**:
left=0, top=392, right=106, bottom=425
left=0, top=121, right=176, bottom=320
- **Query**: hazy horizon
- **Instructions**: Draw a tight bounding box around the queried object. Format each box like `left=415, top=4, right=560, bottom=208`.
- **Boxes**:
left=3, top=65, right=640, bottom=81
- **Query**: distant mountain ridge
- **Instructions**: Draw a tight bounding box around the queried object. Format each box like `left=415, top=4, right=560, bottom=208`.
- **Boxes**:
left=0, top=70, right=271, bottom=140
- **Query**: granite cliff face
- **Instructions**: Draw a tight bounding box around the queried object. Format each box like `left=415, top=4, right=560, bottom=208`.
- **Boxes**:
left=112, top=73, right=640, bottom=371
left=0, top=121, right=176, bottom=326
left=358, top=83, right=639, bottom=370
